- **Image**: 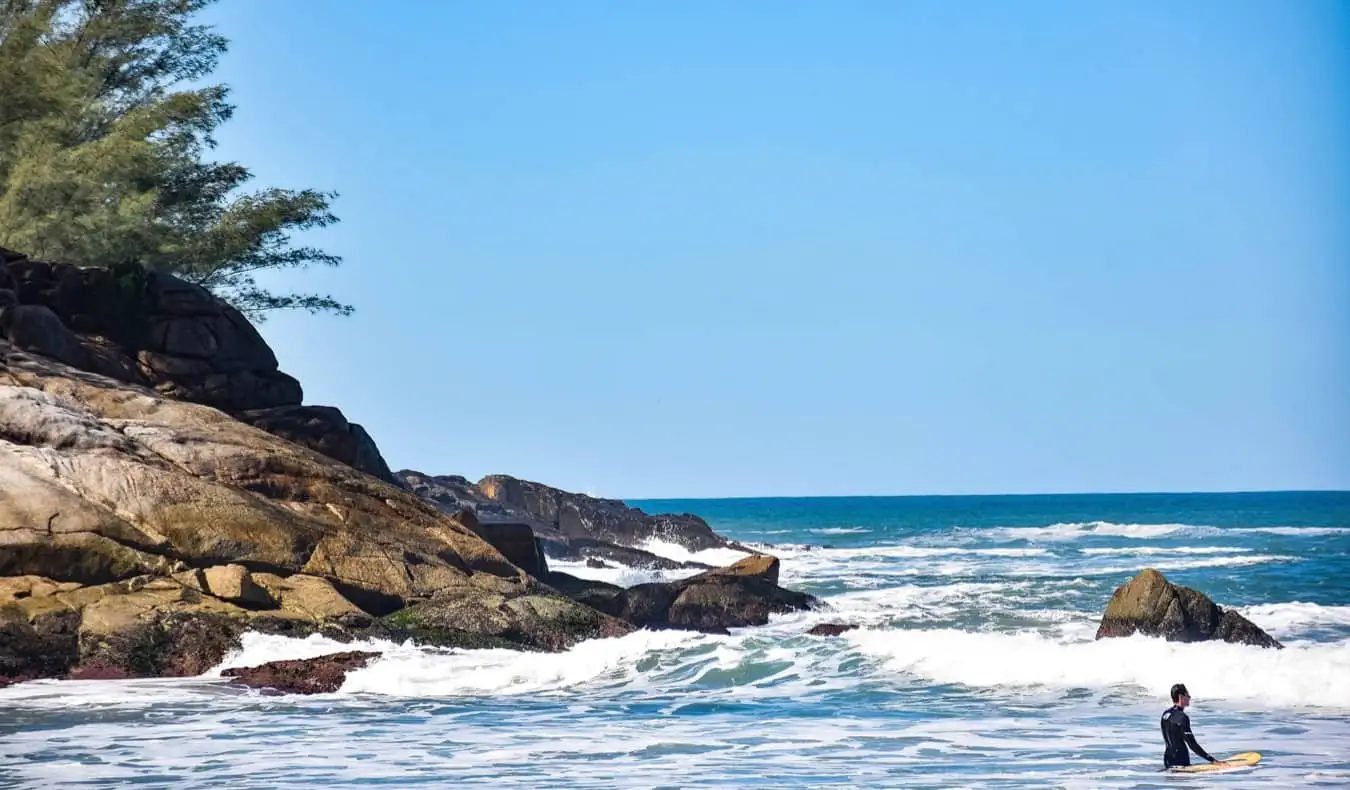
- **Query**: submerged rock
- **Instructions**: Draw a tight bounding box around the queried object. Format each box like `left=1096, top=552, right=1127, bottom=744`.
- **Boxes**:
left=1095, top=568, right=1282, bottom=648
left=807, top=623, right=858, bottom=637
left=223, top=650, right=380, bottom=695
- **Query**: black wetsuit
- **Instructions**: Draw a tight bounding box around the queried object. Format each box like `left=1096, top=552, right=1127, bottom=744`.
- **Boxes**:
left=1160, top=705, right=1214, bottom=768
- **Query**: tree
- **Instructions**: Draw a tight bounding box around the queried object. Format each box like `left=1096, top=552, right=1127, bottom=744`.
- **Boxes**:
left=0, top=0, right=351, bottom=319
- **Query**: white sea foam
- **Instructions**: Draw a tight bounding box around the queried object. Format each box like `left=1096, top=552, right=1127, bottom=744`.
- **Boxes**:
left=205, top=629, right=709, bottom=698
left=210, top=631, right=403, bottom=676
left=640, top=538, right=750, bottom=567
left=1239, top=602, right=1350, bottom=636
left=849, top=628, right=1350, bottom=709
left=1248, top=526, right=1350, bottom=537
left=811, top=527, right=872, bottom=535
left=1080, top=546, right=1251, bottom=556
left=1087, top=555, right=1295, bottom=575
left=547, top=557, right=701, bottom=586
left=977, top=521, right=1204, bottom=541
left=968, top=521, right=1349, bottom=543
left=342, top=629, right=703, bottom=697
left=815, top=545, right=1052, bottom=559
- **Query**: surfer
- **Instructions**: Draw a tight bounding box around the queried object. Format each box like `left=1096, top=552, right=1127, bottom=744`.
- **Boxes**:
left=1161, top=683, right=1217, bottom=769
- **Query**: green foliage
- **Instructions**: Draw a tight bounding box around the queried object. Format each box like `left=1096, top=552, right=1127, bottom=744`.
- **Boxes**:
left=0, top=0, right=350, bottom=320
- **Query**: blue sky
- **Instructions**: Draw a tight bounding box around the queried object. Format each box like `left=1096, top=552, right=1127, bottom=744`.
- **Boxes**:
left=201, top=0, right=1349, bottom=498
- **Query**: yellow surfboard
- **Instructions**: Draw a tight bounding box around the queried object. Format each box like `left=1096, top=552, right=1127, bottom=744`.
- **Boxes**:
left=1170, top=752, right=1262, bottom=773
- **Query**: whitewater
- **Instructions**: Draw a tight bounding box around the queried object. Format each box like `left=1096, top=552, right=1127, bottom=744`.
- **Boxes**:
left=2, top=490, right=1348, bottom=788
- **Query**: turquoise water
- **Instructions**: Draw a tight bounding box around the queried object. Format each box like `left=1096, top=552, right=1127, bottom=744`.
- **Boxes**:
left=3, top=491, right=1349, bottom=788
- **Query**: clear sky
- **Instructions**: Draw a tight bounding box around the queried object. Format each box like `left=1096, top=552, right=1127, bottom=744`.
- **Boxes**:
left=200, top=0, right=1349, bottom=499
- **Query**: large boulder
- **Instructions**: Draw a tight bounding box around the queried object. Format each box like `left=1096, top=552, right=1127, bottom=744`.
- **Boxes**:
left=198, top=565, right=278, bottom=610
left=1095, top=569, right=1283, bottom=648
left=386, top=576, right=634, bottom=651
left=222, top=651, right=379, bottom=695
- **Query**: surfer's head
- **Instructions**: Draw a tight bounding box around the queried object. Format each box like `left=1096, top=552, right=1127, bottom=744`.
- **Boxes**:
left=1170, top=683, right=1190, bottom=707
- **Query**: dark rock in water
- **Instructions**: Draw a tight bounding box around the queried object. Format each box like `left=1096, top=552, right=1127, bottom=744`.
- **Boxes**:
left=807, top=623, right=858, bottom=637
left=222, top=650, right=379, bottom=695
left=585, top=558, right=610, bottom=569
left=542, top=571, right=624, bottom=617
left=616, top=555, right=815, bottom=634
left=233, top=405, right=397, bottom=485
left=1095, top=569, right=1283, bottom=649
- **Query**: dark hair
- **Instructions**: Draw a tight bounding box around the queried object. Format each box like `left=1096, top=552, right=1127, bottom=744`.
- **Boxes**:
left=1170, top=683, right=1190, bottom=703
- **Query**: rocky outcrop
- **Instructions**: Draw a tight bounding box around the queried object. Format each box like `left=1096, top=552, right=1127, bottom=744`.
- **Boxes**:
left=0, top=339, right=562, bottom=682
left=1095, top=569, right=1283, bottom=649
left=397, top=470, right=726, bottom=572
left=223, top=651, right=379, bottom=695
left=477, top=474, right=737, bottom=553
left=1, top=249, right=820, bottom=689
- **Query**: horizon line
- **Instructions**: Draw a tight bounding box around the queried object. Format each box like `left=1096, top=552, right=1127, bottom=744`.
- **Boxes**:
left=622, top=487, right=1350, bottom=503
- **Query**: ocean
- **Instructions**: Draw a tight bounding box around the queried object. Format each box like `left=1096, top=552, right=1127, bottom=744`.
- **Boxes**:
left=3, top=491, right=1348, bottom=788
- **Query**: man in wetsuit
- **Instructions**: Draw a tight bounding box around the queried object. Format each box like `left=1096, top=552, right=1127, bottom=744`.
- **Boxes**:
left=1161, top=683, right=1217, bottom=769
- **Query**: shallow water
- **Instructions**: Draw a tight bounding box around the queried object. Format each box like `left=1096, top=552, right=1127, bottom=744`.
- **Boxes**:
left=3, top=491, right=1348, bottom=788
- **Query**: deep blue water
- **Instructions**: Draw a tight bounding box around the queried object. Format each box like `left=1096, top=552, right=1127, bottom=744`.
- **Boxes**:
left=3, top=491, right=1348, bottom=788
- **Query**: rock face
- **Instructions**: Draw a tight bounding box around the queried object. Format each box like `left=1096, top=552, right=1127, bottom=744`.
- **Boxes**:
left=1095, top=569, right=1283, bottom=649
left=234, top=405, right=397, bottom=485
left=457, top=514, right=549, bottom=580
left=222, top=650, right=379, bottom=694
left=397, top=469, right=729, bottom=571
left=477, top=474, right=734, bottom=552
